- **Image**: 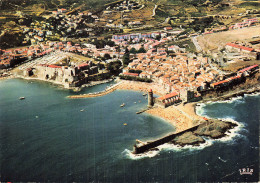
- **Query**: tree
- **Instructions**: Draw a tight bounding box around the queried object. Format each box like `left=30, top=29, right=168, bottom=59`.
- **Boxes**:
left=116, top=46, right=121, bottom=52
left=107, top=60, right=122, bottom=75
left=129, top=48, right=137, bottom=54
left=106, top=40, right=115, bottom=47
left=155, top=35, right=161, bottom=41
left=104, top=53, right=111, bottom=60
left=123, top=53, right=130, bottom=66
left=123, top=48, right=130, bottom=66
left=137, top=46, right=146, bottom=53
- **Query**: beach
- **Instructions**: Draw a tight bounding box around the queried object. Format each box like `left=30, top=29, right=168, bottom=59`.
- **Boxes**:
left=116, top=80, right=203, bottom=132
left=146, top=103, right=202, bottom=132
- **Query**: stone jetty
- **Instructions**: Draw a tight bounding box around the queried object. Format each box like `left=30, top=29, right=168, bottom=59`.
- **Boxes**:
left=68, top=82, right=122, bottom=98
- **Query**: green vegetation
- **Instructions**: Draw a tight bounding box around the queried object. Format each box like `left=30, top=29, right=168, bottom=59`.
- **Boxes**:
left=238, top=1, right=260, bottom=8
left=123, top=48, right=130, bottom=66
left=91, top=39, right=115, bottom=49
left=0, top=0, right=119, bottom=11
left=0, top=31, right=25, bottom=49
left=137, top=46, right=146, bottom=53
left=129, top=69, right=142, bottom=74
left=107, top=60, right=122, bottom=76
left=169, top=39, right=197, bottom=53
left=119, top=75, right=152, bottom=83
left=129, top=48, right=137, bottom=54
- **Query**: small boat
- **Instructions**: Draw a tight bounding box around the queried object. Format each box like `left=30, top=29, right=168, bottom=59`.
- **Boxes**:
left=143, top=93, right=147, bottom=96
left=80, top=109, right=85, bottom=112
left=120, top=103, right=125, bottom=107
left=123, top=123, right=127, bottom=126
left=19, top=97, right=25, bottom=100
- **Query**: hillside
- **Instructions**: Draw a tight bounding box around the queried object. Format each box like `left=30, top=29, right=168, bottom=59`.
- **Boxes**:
left=1, top=0, right=259, bottom=16
left=0, top=0, right=118, bottom=11
left=0, top=0, right=258, bottom=49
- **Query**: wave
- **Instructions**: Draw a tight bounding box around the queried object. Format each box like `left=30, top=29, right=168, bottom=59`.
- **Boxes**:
left=123, top=95, right=258, bottom=160
left=195, top=103, right=208, bottom=117
left=244, top=92, right=260, bottom=97
left=198, top=92, right=260, bottom=108
left=122, top=139, right=215, bottom=160
left=122, top=149, right=160, bottom=160
left=122, top=117, right=245, bottom=160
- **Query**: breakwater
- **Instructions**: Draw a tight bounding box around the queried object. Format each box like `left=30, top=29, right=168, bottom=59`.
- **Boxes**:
left=68, top=82, right=122, bottom=98
left=133, top=124, right=202, bottom=154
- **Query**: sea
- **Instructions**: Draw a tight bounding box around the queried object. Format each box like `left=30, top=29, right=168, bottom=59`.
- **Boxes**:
left=0, top=79, right=259, bottom=182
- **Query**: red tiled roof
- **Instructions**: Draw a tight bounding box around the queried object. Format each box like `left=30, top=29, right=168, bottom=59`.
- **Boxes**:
left=122, top=72, right=139, bottom=77
left=226, top=43, right=254, bottom=52
left=238, top=65, right=259, bottom=73
left=211, top=80, right=228, bottom=87
left=48, top=65, right=61, bottom=69
left=78, top=63, right=89, bottom=68
left=212, top=75, right=241, bottom=87
left=157, top=92, right=178, bottom=100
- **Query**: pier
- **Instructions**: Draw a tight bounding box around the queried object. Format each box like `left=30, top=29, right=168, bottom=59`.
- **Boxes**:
left=68, top=82, right=121, bottom=99
left=133, top=124, right=202, bottom=154
left=136, top=107, right=151, bottom=114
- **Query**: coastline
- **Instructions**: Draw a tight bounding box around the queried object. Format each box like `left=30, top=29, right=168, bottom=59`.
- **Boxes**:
left=1, top=76, right=259, bottom=154
left=122, top=81, right=260, bottom=154
left=145, top=104, right=202, bottom=133
left=3, top=76, right=259, bottom=130
left=5, top=74, right=114, bottom=91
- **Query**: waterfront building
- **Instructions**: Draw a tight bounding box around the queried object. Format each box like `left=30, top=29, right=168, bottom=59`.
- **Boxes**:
left=156, top=92, right=181, bottom=108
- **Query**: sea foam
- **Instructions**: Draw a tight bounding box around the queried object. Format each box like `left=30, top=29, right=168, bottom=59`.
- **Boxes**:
left=124, top=97, right=249, bottom=160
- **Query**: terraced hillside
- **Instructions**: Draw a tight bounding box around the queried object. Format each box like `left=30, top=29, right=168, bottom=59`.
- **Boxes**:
left=0, top=0, right=119, bottom=11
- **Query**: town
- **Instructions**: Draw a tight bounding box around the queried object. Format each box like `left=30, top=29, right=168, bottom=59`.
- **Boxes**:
left=0, top=0, right=260, bottom=181
left=0, top=1, right=259, bottom=113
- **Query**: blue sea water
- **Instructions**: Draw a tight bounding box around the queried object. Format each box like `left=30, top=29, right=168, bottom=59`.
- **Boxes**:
left=0, top=79, right=259, bottom=182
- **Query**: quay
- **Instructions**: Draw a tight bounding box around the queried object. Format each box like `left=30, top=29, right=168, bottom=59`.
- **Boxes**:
left=68, top=82, right=121, bottom=98
left=136, top=107, right=151, bottom=114
left=133, top=124, right=202, bottom=154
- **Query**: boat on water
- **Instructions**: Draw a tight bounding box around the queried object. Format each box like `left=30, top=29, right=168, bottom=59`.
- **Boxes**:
left=123, top=123, right=127, bottom=126
left=19, top=97, right=25, bottom=100
left=143, top=93, right=147, bottom=96
left=80, top=109, right=85, bottom=112
left=120, top=103, right=125, bottom=107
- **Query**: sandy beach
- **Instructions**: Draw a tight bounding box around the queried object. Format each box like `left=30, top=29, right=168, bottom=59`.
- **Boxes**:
left=117, top=80, right=203, bottom=132
left=146, top=103, right=203, bottom=133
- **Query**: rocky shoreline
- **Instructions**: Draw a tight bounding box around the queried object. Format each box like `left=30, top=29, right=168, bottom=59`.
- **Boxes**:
left=170, top=119, right=238, bottom=147
left=169, top=87, right=260, bottom=147
left=134, top=85, right=260, bottom=154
